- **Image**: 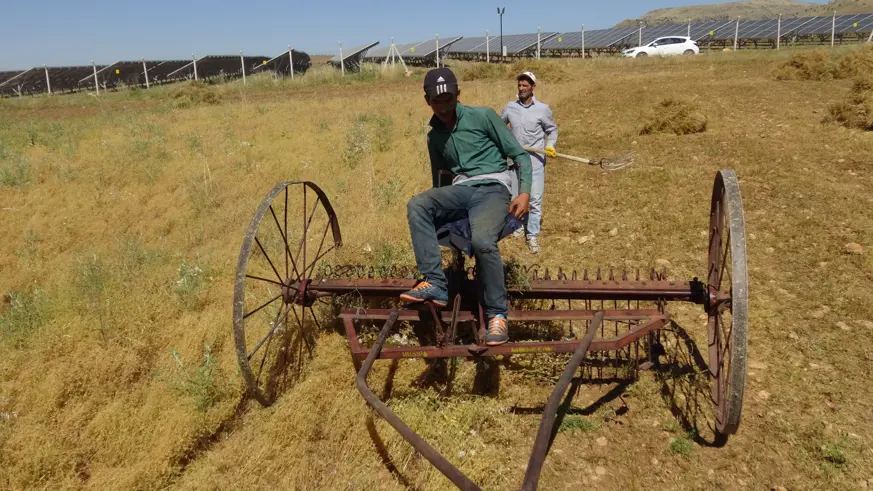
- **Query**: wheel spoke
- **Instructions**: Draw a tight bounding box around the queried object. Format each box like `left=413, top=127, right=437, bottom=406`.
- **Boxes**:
left=292, top=193, right=322, bottom=278
left=249, top=304, right=291, bottom=360
left=719, top=227, right=731, bottom=291
left=255, top=305, right=288, bottom=385
left=243, top=293, right=282, bottom=320
left=255, top=236, right=284, bottom=283
left=246, top=275, right=285, bottom=287
left=269, top=204, right=302, bottom=282
left=300, top=220, right=332, bottom=280
left=302, top=244, right=336, bottom=282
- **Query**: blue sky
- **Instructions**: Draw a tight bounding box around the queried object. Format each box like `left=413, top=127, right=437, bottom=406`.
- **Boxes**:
left=0, top=0, right=829, bottom=70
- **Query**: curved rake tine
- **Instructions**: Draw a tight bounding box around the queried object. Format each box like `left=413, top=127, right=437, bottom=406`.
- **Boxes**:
left=356, top=309, right=481, bottom=491
left=522, top=311, right=604, bottom=491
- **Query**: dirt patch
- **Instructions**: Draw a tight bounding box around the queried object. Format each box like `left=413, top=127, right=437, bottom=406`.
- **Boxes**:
left=825, top=74, right=873, bottom=130
left=169, top=81, right=222, bottom=108
left=639, top=97, right=707, bottom=135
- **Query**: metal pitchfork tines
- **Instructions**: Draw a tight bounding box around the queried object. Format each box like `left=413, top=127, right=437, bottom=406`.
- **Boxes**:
left=523, top=146, right=635, bottom=171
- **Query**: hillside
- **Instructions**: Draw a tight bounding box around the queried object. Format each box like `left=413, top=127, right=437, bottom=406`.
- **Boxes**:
left=616, top=0, right=873, bottom=27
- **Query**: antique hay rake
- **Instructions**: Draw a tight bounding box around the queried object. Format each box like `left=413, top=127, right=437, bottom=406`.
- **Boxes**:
left=232, top=170, right=749, bottom=491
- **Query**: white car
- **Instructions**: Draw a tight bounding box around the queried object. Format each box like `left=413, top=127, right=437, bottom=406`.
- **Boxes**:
left=622, top=36, right=700, bottom=58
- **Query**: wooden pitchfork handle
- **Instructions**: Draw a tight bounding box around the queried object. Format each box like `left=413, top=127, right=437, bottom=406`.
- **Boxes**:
left=523, top=146, right=592, bottom=165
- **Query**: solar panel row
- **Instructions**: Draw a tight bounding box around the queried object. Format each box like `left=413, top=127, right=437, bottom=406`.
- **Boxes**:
left=0, top=55, right=275, bottom=96
left=252, top=50, right=313, bottom=77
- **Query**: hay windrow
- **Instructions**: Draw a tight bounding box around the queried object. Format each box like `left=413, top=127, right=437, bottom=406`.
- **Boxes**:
left=774, top=45, right=873, bottom=81
left=774, top=50, right=839, bottom=81
left=169, top=81, right=222, bottom=108
left=639, top=97, right=707, bottom=135
left=825, top=74, right=873, bottom=130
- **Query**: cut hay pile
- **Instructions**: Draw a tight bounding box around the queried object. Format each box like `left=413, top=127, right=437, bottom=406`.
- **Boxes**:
left=774, top=45, right=873, bottom=81
left=774, top=50, right=839, bottom=81
left=837, top=44, right=873, bottom=79
left=639, top=97, right=707, bottom=135
left=169, top=81, right=222, bottom=108
left=825, top=74, right=873, bottom=130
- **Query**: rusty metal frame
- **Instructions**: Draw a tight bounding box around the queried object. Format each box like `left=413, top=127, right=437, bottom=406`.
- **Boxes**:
left=312, top=278, right=707, bottom=303
left=356, top=309, right=606, bottom=491
left=342, top=308, right=668, bottom=361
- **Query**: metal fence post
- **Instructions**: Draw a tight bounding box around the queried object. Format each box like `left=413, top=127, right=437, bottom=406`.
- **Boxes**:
left=581, top=24, right=585, bottom=59
left=831, top=11, right=836, bottom=47
left=288, top=45, right=294, bottom=79
left=688, top=19, right=691, bottom=37
left=486, top=30, right=490, bottom=63
left=92, top=60, right=99, bottom=95
left=193, top=54, right=198, bottom=80
left=734, top=17, right=740, bottom=50
left=339, top=42, right=344, bottom=76
left=44, top=65, right=51, bottom=95
left=436, top=34, right=440, bottom=67
left=142, top=57, right=150, bottom=88
left=240, top=51, right=246, bottom=85
left=537, top=26, right=541, bottom=59
left=777, top=15, right=782, bottom=50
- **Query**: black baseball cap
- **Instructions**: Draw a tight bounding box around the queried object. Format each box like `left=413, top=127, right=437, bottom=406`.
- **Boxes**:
left=423, top=67, right=458, bottom=99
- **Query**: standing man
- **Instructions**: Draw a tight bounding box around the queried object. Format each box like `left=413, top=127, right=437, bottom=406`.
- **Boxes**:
left=400, top=67, right=533, bottom=347
left=502, top=71, right=558, bottom=254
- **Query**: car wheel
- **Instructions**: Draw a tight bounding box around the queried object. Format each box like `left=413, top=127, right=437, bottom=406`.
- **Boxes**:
left=636, top=52, right=648, bottom=58
left=683, top=49, right=695, bottom=55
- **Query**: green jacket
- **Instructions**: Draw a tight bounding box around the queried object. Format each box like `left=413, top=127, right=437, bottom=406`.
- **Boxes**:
left=427, top=103, right=533, bottom=195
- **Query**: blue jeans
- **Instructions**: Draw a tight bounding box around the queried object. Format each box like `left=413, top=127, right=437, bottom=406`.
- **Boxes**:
left=525, top=163, right=545, bottom=236
left=509, top=163, right=545, bottom=237
left=407, top=183, right=510, bottom=318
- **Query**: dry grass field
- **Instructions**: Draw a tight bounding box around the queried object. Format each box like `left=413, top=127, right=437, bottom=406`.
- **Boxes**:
left=1, top=47, right=872, bottom=490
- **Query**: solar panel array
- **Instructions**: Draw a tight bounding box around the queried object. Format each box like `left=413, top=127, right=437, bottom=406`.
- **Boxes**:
left=252, top=49, right=312, bottom=77
left=366, top=36, right=462, bottom=59
left=4, top=12, right=873, bottom=97
left=0, top=55, right=277, bottom=96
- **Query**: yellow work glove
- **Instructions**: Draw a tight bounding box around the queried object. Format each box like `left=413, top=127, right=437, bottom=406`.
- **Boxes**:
left=545, top=146, right=556, bottom=159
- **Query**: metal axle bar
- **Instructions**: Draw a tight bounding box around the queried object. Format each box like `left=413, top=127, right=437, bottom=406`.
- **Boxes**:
left=313, top=278, right=705, bottom=302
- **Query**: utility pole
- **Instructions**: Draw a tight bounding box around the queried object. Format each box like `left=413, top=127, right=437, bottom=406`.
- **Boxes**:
left=497, top=7, right=506, bottom=57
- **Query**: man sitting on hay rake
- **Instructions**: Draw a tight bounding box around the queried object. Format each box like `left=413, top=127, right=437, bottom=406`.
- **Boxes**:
left=400, top=67, right=533, bottom=347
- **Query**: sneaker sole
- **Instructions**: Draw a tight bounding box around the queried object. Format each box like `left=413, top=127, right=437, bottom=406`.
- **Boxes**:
left=399, top=294, right=448, bottom=307
left=485, top=338, right=509, bottom=347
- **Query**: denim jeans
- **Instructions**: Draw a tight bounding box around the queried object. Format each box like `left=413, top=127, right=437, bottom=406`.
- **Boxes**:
left=525, top=163, right=545, bottom=236
left=406, top=183, right=510, bottom=318
left=508, top=162, right=545, bottom=237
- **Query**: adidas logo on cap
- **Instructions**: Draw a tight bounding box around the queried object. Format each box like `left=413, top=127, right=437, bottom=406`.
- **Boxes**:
left=437, top=76, right=445, bottom=82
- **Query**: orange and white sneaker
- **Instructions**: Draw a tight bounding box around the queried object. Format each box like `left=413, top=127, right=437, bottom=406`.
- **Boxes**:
left=485, top=315, right=509, bottom=346
left=399, top=281, right=448, bottom=307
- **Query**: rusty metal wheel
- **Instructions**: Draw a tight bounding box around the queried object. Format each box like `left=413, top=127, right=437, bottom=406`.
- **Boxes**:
left=707, top=170, right=749, bottom=435
left=233, top=181, right=342, bottom=406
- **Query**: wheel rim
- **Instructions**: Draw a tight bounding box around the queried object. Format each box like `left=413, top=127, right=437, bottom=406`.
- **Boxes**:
left=233, top=181, right=342, bottom=406
left=637, top=52, right=647, bottom=58
left=706, top=170, right=749, bottom=435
